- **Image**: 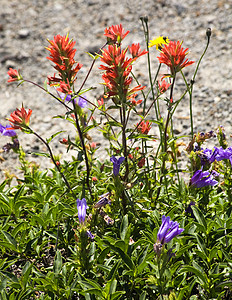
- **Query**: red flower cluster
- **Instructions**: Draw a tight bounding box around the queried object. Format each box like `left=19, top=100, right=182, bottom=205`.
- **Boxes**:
left=8, top=106, right=32, bottom=130
left=157, top=41, right=194, bottom=75
left=104, top=24, right=129, bottom=45
left=7, top=68, right=22, bottom=82
left=100, top=47, right=146, bottom=100
left=46, top=34, right=83, bottom=91
left=100, top=25, right=147, bottom=102
left=137, top=120, right=152, bottom=135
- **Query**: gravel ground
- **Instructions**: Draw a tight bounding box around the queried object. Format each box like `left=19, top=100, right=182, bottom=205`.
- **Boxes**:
left=0, top=0, right=232, bottom=181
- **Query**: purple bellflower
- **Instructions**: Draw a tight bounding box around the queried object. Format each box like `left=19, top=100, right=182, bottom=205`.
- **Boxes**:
left=78, top=96, right=87, bottom=108
left=58, top=91, right=87, bottom=108
left=215, top=146, right=232, bottom=166
left=157, top=215, right=184, bottom=244
left=76, top=198, right=88, bottom=224
left=200, top=147, right=219, bottom=165
left=190, top=168, right=218, bottom=188
left=0, top=124, right=17, bottom=137
left=110, top=156, right=125, bottom=176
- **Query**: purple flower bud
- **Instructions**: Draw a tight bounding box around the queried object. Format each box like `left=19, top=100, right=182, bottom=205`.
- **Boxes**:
left=76, top=198, right=88, bottom=224
left=110, top=156, right=125, bottom=176
left=157, top=215, right=184, bottom=244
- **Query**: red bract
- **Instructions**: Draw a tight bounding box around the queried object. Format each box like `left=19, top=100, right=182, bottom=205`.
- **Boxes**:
left=158, top=80, right=171, bottom=94
left=157, top=41, right=194, bottom=75
left=129, top=94, right=143, bottom=106
left=100, top=44, right=145, bottom=99
left=137, top=120, right=151, bottom=135
left=128, top=43, right=148, bottom=60
left=8, top=106, right=32, bottom=130
left=7, top=68, right=22, bottom=82
left=46, top=34, right=83, bottom=85
left=57, top=81, right=72, bottom=94
left=104, top=24, right=129, bottom=45
left=97, top=98, right=104, bottom=106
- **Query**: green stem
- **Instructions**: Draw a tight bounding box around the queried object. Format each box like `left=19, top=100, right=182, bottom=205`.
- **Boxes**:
left=72, top=100, right=93, bottom=199
left=185, top=28, right=211, bottom=138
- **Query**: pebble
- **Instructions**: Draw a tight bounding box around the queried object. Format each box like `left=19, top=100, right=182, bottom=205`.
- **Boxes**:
left=18, top=29, right=30, bottom=39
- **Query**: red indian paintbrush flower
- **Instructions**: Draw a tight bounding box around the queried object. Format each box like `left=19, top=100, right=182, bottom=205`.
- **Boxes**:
left=137, top=120, right=152, bottom=135
left=100, top=44, right=145, bottom=100
left=7, top=68, right=22, bottom=82
left=8, top=105, right=32, bottom=130
left=46, top=34, right=83, bottom=85
left=157, top=40, right=194, bottom=75
left=128, top=43, right=148, bottom=60
left=104, top=24, right=129, bottom=45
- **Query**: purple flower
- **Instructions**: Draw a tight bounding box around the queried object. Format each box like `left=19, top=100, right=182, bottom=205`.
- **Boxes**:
left=157, top=215, right=184, bottom=244
left=200, top=147, right=219, bottom=165
left=76, top=198, right=88, bottom=224
left=0, top=124, right=17, bottom=137
left=58, top=92, right=72, bottom=102
left=190, top=168, right=218, bottom=188
left=58, top=90, right=87, bottom=108
left=94, top=192, right=111, bottom=208
left=87, top=230, right=95, bottom=240
left=110, top=156, right=125, bottom=176
left=215, top=146, right=232, bottom=166
left=78, top=96, right=87, bottom=108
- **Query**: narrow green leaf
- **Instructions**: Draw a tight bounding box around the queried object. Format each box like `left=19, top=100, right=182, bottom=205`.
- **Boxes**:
left=46, top=131, right=65, bottom=144
left=54, top=250, right=62, bottom=275
left=2, top=231, right=17, bottom=250
left=120, top=214, right=128, bottom=241
left=192, top=206, right=207, bottom=232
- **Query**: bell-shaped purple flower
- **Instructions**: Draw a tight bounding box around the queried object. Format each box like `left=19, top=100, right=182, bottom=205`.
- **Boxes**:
left=200, top=147, right=219, bottom=165
left=78, top=96, right=87, bottom=108
left=76, top=198, right=87, bottom=224
left=0, top=124, right=17, bottom=137
left=190, top=168, right=218, bottom=188
left=215, top=146, right=232, bottom=166
left=110, top=156, right=125, bottom=176
left=157, top=215, right=184, bottom=244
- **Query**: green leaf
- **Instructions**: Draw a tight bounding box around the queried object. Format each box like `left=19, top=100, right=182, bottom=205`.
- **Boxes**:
left=192, top=206, right=207, bottom=233
left=2, top=231, right=17, bottom=250
left=120, top=214, right=128, bottom=241
left=139, top=291, right=147, bottom=300
left=46, top=131, right=65, bottom=144
left=111, top=291, right=125, bottom=299
left=29, top=151, right=50, bottom=158
left=53, top=250, right=62, bottom=275
left=107, top=260, right=121, bottom=281
left=21, top=261, right=33, bottom=288
left=180, top=266, right=208, bottom=287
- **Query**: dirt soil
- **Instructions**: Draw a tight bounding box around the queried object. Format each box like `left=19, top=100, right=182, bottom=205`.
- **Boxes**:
left=0, top=0, right=232, bottom=182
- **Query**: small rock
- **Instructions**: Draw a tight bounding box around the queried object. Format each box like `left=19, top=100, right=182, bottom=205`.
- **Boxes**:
left=18, top=29, right=30, bottom=39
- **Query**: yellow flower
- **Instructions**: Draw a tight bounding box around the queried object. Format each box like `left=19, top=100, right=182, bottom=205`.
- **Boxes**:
left=148, top=36, right=169, bottom=50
